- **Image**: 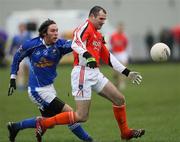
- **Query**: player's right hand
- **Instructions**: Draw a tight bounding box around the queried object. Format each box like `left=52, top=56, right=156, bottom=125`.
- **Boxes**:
left=83, top=51, right=97, bottom=68
left=8, top=79, right=16, bottom=96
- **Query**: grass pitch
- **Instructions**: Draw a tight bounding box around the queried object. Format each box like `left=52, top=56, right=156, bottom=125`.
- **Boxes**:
left=0, top=63, right=179, bottom=142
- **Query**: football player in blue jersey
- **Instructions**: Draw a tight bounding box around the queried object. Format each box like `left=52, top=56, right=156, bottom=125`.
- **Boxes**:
left=7, top=19, right=93, bottom=142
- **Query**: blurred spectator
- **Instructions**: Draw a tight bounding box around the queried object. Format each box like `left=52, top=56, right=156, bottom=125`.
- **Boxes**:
left=159, top=28, right=174, bottom=60
left=110, top=22, right=129, bottom=90
left=26, top=21, right=37, bottom=32
left=171, top=25, right=180, bottom=60
left=9, top=23, right=31, bottom=90
left=9, top=23, right=31, bottom=55
left=0, top=29, right=8, bottom=67
left=144, top=29, right=155, bottom=60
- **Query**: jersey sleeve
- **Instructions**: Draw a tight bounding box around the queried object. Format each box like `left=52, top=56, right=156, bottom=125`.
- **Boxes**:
left=58, top=39, right=73, bottom=55
left=100, top=44, right=127, bottom=74
left=10, top=40, right=33, bottom=78
left=71, top=22, right=89, bottom=55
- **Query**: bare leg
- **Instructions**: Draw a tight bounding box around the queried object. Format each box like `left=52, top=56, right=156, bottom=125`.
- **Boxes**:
left=75, top=100, right=91, bottom=122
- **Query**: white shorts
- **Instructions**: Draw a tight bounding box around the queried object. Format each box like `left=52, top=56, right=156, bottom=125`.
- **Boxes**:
left=71, top=66, right=109, bottom=100
left=28, top=84, right=56, bottom=110
left=113, top=51, right=128, bottom=65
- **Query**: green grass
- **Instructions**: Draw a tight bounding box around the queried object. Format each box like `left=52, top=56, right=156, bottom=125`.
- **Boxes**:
left=0, top=63, right=180, bottom=142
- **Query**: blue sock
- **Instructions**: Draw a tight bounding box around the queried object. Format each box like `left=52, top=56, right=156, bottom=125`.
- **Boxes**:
left=68, top=123, right=92, bottom=141
left=14, top=117, right=36, bottom=130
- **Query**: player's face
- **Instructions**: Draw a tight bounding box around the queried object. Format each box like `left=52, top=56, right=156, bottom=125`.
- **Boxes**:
left=92, top=10, right=107, bottom=30
left=44, top=24, right=58, bottom=45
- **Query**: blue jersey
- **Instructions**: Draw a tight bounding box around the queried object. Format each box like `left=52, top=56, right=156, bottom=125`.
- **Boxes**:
left=11, top=37, right=72, bottom=87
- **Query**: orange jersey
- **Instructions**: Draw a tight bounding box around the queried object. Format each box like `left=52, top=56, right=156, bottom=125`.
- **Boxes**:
left=72, top=20, right=110, bottom=66
left=72, top=20, right=127, bottom=73
left=110, top=32, right=128, bottom=53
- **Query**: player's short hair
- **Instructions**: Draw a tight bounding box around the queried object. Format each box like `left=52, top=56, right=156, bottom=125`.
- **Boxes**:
left=38, top=19, right=56, bottom=38
left=89, top=6, right=107, bottom=18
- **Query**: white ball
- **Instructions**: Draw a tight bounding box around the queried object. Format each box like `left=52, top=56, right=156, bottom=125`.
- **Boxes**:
left=150, top=42, right=171, bottom=62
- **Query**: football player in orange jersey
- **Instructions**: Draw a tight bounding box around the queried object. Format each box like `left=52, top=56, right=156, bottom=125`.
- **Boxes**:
left=35, top=6, right=145, bottom=141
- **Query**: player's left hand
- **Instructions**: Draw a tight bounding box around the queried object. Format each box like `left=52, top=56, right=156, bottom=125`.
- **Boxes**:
left=128, top=71, right=142, bottom=85
left=8, top=79, right=16, bottom=96
left=83, top=51, right=97, bottom=69
left=86, top=57, right=97, bottom=68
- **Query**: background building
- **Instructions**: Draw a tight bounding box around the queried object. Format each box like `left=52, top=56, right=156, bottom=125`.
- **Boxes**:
left=0, top=0, right=180, bottom=60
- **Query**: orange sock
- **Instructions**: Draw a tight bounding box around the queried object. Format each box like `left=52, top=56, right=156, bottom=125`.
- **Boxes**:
left=41, top=111, right=76, bottom=128
left=113, top=104, right=130, bottom=136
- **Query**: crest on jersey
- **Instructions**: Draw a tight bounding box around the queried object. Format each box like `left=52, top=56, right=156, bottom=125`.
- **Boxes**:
left=92, top=40, right=101, bottom=51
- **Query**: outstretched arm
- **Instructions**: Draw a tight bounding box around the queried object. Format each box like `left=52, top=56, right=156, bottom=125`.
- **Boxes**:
left=59, top=39, right=73, bottom=55
left=100, top=44, right=142, bottom=85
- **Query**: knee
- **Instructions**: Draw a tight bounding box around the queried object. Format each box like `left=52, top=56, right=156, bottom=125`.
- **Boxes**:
left=114, top=95, right=125, bottom=106
left=62, top=104, right=73, bottom=112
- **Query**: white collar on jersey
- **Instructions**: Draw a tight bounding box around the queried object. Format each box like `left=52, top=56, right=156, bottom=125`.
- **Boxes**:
left=41, top=38, right=51, bottom=48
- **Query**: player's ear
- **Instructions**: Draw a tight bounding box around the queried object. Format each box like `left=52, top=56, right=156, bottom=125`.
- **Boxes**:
left=89, top=13, right=95, bottom=19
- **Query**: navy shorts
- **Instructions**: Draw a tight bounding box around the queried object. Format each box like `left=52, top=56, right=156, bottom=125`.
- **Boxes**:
left=39, top=97, right=65, bottom=117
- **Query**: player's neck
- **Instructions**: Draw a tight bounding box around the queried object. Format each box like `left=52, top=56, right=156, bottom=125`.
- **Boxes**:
left=42, top=39, right=52, bottom=47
